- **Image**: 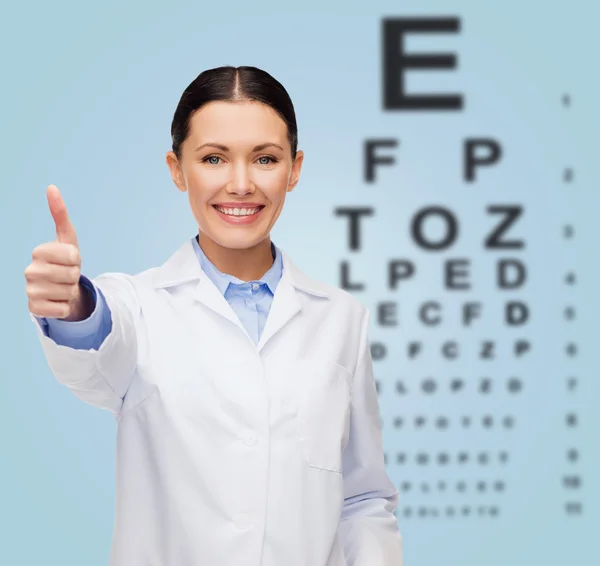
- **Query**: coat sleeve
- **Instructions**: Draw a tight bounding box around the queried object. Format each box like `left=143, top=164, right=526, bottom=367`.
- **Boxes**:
left=30, top=272, right=141, bottom=416
left=338, top=306, right=403, bottom=566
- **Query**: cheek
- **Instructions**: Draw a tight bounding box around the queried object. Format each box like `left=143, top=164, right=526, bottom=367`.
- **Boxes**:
left=257, top=169, right=290, bottom=201
left=186, top=168, right=224, bottom=202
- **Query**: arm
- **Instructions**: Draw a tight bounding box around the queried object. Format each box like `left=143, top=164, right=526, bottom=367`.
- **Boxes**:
left=338, top=307, right=403, bottom=566
left=30, top=272, right=140, bottom=415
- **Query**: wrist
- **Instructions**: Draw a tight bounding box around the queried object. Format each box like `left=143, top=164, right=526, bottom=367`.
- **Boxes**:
left=63, top=283, right=94, bottom=322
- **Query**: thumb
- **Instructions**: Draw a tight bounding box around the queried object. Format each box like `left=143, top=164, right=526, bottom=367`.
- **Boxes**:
left=47, top=185, right=79, bottom=248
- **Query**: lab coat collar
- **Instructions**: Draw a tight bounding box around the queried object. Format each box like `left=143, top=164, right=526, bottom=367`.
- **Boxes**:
left=150, top=237, right=332, bottom=299
left=152, top=238, right=331, bottom=298
left=148, top=238, right=331, bottom=351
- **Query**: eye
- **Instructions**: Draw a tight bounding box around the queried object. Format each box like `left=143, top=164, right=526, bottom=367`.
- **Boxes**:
left=202, top=155, right=222, bottom=165
left=257, top=155, right=278, bottom=165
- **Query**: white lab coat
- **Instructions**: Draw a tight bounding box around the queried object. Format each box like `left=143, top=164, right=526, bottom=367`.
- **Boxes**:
left=31, top=238, right=403, bottom=566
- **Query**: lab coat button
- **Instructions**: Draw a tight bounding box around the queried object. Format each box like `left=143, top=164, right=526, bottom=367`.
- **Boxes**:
left=243, top=433, right=257, bottom=446
left=233, top=513, right=252, bottom=531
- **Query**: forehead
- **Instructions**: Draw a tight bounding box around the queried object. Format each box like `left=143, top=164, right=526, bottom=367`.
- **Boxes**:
left=188, top=100, right=288, bottom=144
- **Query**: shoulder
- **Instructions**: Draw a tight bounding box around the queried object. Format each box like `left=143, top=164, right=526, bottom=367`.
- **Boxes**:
left=85, top=264, right=166, bottom=306
left=282, top=250, right=367, bottom=319
left=88, top=264, right=161, bottom=287
left=93, top=239, right=198, bottom=290
left=131, top=265, right=163, bottom=287
left=320, top=279, right=366, bottom=313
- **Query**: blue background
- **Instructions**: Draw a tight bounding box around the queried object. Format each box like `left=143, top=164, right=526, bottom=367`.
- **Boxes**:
left=1, top=1, right=598, bottom=564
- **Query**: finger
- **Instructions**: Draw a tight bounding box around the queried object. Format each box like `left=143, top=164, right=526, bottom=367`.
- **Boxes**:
left=32, top=242, right=80, bottom=266
left=47, top=185, right=79, bottom=248
left=26, top=281, right=78, bottom=302
left=25, top=262, right=80, bottom=284
left=28, top=299, right=70, bottom=319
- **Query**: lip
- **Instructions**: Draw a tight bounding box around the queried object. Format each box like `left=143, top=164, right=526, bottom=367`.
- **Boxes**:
left=213, top=202, right=265, bottom=208
left=212, top=203, right=265, bottom=225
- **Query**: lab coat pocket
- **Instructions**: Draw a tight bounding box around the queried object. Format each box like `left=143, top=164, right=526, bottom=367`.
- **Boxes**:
left=296, top=361, right=352, bottom=474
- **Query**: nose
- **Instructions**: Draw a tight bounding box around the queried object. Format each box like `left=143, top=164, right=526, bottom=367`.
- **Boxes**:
left=225, top=163, right=255, bottom=196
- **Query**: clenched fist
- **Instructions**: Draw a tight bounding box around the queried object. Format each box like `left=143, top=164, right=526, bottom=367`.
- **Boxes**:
left=25, top=185, right=93, bottom=321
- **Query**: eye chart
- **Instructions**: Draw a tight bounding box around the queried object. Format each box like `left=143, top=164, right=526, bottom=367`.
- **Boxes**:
left=329, top=13, right=598, bottom=566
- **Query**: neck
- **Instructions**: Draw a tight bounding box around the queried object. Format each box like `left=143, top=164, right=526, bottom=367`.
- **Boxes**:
left=198, top=233, right=274, bottom=281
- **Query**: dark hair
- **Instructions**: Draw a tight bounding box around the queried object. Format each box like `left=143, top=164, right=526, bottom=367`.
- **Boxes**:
left=170, top=66, right=298, bottom=161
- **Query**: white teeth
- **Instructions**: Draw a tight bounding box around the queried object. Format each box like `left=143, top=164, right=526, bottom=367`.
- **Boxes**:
left=215, top=206, right=261, bottom=216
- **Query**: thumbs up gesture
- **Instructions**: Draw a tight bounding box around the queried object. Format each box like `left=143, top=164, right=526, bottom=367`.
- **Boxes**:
left=25, top=185, right=89, bottom=320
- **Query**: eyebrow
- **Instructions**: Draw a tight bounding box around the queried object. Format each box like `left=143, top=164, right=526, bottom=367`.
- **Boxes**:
left=194, top=142, right=284, bottom=153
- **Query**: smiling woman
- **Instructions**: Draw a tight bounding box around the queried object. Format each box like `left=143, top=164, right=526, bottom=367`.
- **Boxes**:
left=25, top=65, right=403, bottom=566
left=165, top=67, right=304, bottom=281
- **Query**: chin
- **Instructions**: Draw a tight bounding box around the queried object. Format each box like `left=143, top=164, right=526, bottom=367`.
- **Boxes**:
left=205, top=230, right=267, bottom=251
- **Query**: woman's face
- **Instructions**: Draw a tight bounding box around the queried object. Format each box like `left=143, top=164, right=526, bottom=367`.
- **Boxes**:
left=166, top=100, right=304, bottom=250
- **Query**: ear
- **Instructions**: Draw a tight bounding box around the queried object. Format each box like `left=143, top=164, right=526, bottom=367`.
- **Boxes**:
left=166, top=151, right=187, bottom=193
left=287, top=150, right=304, bottom=193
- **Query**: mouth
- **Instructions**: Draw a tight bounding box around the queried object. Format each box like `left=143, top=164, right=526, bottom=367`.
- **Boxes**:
left=212, top=204, right=266, bottom=225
